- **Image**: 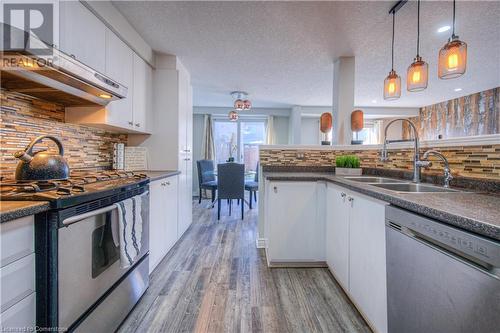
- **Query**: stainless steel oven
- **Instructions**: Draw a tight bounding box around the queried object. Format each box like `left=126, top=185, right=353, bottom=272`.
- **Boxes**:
left=57, top=192, right=149, bottom=332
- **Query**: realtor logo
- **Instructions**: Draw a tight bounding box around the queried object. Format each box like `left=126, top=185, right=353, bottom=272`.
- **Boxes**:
left=3, top=3, right=53, bottom=55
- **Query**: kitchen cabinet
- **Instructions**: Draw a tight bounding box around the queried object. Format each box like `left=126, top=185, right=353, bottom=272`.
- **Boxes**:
left=65, top=45, right=152, bottom=134
left=149, top=176, right=179, bottom=273
left=326, top=183, right=387, bottom=333
left=325, top=184, right=350, bottom=288
left=140, top=55, right=193, bottom=240
left=0, top=216, right=36, bottom=330
left=265, top=181, right=325, bottom=265
left=59, top=1, right=106, bottom=73
left=105, top=29, right=134, bottom=129
left=132, top=53, right=152, bottom=132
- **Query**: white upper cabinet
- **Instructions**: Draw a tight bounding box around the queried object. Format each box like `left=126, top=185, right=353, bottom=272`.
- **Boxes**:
left=132, top=53, right=151, bottom=132
left=59, top=1, right=106, bottom=73
left=105, top=29, right=134, bottom=129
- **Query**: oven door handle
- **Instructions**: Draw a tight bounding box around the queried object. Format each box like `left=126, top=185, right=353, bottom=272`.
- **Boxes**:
left=62, top=205, right=117, bottom=226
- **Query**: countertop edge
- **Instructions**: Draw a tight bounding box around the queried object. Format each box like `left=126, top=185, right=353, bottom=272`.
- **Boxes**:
left=264, top=173, right=500, bottom=241
left=142, top=170, right=181, bottom=181
left=0, top=202, right=50, bottom=223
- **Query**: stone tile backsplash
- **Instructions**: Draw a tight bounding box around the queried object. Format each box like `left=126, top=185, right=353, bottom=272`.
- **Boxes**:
left=0, top=90, right=127, bottom=179
left=260, top=145, right=500, bottom=180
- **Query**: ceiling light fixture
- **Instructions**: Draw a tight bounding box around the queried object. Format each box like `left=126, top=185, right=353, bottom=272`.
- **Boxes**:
left=228, top=110, right=239, bottom=122
left=384, top=10, right=401, bottom=100
left=438, top=0, right=467, bottom=79
left=437, top=25, right=451, bottom=33
left=231, top=91, right=251, bottom=111
left=407, top=0, right=428, bottom=92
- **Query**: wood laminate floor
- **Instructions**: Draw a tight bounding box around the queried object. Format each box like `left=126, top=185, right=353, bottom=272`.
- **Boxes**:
left=118, top=197, right=371, bottom=333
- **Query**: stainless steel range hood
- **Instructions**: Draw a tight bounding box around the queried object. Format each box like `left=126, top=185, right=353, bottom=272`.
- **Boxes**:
left=1, top=24, right=127, bottom=106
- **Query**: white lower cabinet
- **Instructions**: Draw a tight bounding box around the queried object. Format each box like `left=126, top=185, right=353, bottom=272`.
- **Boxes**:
left=325, top=184, right=350, bottom=288
left=266, top=181, right=325, bottom=264
left=0, top=216, right=36, bottom=330
left=326, top=183, right=388, bottom=333
left=149, top=176, right=179, bottom=273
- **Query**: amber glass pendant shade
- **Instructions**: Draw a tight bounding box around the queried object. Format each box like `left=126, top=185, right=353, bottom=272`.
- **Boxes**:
left=351, top=110, right=364, bottom=132
left=407, top=56, right=428, bottom=91
left=384, top=70, right=401, bottom=100
left=320, top=112, right=333, bottom=133
left=438, top=37, right=467, bottom=79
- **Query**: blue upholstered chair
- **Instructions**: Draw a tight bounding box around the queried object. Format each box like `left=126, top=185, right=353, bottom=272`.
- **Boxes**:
left=197, top=160, right=217, bottom=204
left=245, top=162, right=259, bottom=209
left=217, top=163, right=245, bottom=220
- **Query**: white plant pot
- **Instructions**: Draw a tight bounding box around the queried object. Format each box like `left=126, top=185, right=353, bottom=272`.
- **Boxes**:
left=335, top=167, right=362, bottom=176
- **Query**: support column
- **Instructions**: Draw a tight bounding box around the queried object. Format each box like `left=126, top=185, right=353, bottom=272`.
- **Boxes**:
left=332, top=57, right=355, bottom=145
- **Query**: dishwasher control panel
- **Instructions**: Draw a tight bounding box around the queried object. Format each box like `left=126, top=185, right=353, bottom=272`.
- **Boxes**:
left=386, top=205, right=500, bottom=268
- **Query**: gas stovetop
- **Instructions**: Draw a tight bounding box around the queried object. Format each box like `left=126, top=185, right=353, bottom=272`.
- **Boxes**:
left=0, top=171, right=149, bottom=209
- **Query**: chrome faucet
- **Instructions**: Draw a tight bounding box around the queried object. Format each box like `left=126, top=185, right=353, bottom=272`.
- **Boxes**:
left=380, top=118, right=429, bottom=183
left=422, top=150, right=453, bottom=188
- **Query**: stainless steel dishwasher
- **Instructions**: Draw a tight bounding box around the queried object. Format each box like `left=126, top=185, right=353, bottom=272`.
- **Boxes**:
left=385, top=206, right=500, bottom=333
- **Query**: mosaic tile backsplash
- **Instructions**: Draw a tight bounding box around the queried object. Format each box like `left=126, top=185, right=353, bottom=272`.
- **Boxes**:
left=260, top=145, right=500, bottom=180
left=0, top=90, right=127, bottom=179
left=403, top=87, right=499, bottom=140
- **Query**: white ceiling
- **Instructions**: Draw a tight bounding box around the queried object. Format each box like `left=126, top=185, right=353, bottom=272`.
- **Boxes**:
left=112, top=1, right=500, bottom=108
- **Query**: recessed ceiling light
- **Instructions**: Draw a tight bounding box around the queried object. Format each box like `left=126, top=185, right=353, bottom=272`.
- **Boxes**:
left=454, top=88, right=462, bottom=92
left=437, top=25, right=451, bottom=33
left=438, top=25, right=451, bottom=32
left=371, top=99, right=377, bottom=103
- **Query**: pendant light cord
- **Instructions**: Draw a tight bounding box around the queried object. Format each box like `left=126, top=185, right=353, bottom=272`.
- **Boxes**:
left=452, top=0, right=456, bottom=37
left=391, top=11, right=395, bottom=70
left=416, top=0, right=420, bottom=57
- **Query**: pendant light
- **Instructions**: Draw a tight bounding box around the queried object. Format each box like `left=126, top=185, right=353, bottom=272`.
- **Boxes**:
left=407, top=0, right=428, bottom=92
left=438, top=0, right=467, bottom=79
left=384, top=11, right=401, bottom=100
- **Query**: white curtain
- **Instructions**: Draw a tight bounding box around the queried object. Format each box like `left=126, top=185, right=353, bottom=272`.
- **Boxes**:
left=202, top=114, right=215, bottom=160
left=266, top=115, right=275, bottom=144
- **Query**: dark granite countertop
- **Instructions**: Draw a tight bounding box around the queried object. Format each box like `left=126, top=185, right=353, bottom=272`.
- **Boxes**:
left=0, top=201, right=50, bottom=223
left=140, top=170, right=181, bottom=181
left=264, top=172, right=500, bottom=241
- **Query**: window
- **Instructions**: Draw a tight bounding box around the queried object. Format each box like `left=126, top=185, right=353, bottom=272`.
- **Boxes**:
left=213, top=118, right=266, bottom=172
left=352, top=120, right=381, bottom=144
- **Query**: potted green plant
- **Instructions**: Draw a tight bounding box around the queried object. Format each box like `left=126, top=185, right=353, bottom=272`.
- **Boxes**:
left=335, top=155, right=362, bottom=176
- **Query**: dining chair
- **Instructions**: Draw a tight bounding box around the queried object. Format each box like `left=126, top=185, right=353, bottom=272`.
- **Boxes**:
left=196, top=160, right=217, bottom=204
left=217, top=163, right=245, bottom=220
left=245, top=162, right=259, bottom=209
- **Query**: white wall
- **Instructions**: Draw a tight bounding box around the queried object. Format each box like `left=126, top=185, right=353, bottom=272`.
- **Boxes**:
left=300, top=117, right=321, bottom=145
left=273, top=116, right=289, bottom=144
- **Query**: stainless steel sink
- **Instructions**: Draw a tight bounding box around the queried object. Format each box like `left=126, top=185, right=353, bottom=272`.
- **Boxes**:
left=370, top=183, right=459, bottom=193
left=344, top=176, right=407, bottom=184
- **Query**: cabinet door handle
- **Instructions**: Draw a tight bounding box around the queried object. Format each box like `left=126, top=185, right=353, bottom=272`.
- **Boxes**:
left=341, top=192, right=346, bottom=198
left=128, top=121, right=133, bottom=125
left=164, top=181, right=170, bottom=185
left=273, top=186, right=278, bottom=193
left=183, top=149, right=191, bottom=152
left=135, top=123, right=140, bottom=127
left=347, top=196, right=354, bottom=202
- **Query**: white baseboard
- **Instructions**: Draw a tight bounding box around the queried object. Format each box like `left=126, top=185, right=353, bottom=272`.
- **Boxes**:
left=255, top=238, right=267, bottom=249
